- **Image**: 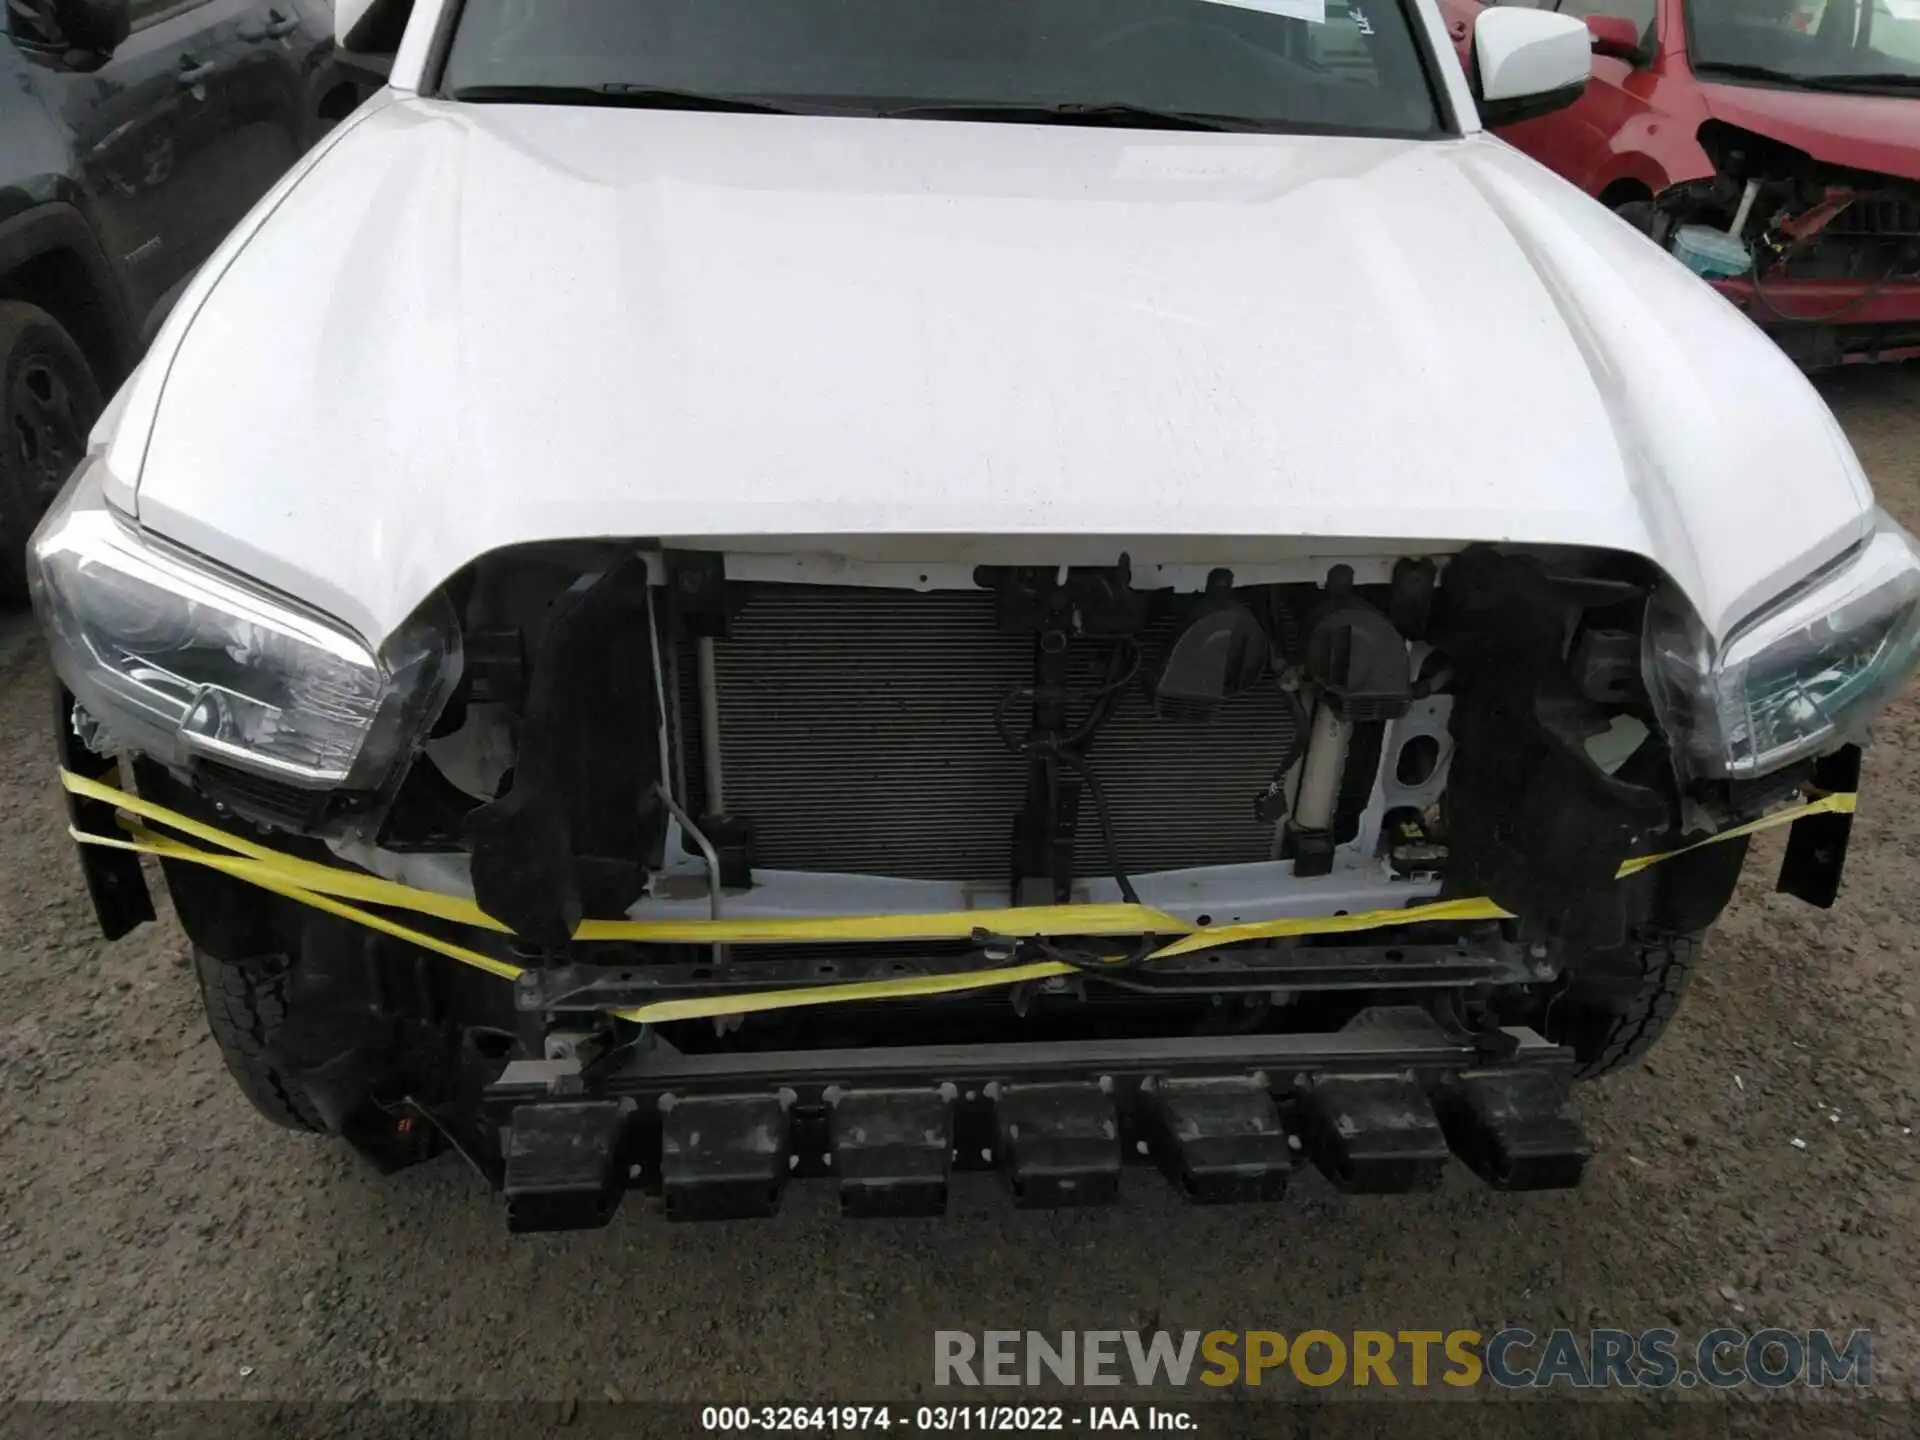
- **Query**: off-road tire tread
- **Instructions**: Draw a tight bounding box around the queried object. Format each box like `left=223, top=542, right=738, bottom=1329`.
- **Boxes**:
left=1569, top=931, right=1702, bottom=1080
left=193, top=948, right=326, bottom=1132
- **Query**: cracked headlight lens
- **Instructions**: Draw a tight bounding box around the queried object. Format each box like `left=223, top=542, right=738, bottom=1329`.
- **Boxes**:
left=1645, top=509, right=1920, bottom=782
left=27, top=460, right=458, bottom=792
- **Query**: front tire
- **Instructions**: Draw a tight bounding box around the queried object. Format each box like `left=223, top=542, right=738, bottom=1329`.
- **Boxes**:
left=1549, top=929, right=1704, bottom=1079
left=193, top=947, right=328, bottom=1132
left=0, top=302, right=102, bottom=598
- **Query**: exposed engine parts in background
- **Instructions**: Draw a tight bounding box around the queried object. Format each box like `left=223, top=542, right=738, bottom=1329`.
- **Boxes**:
left=1626, top=123, right=1920, bottom=366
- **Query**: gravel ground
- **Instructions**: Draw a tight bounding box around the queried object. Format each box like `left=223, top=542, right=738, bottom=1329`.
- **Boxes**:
left=1, top=370, right=1918, bottom=1431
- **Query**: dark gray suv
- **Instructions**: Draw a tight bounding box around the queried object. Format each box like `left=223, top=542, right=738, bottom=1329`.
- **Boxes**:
left=1, top=0, right=362, bottom=592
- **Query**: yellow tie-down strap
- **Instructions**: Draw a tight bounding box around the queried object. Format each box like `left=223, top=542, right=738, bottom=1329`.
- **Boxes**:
left=59, top=769, right=1856, bottom=1025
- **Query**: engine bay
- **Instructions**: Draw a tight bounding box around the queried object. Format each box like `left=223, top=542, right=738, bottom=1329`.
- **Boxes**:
left=254, top=541, right=1738, bottom=971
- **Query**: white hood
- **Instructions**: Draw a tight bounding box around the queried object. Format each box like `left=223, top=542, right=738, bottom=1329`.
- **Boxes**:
left=118, top=98, right=1874, bottom=644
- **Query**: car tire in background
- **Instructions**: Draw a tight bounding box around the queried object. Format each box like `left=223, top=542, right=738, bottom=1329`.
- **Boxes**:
left=194, top=947, right=329, bottom=1133
left=0, top=302, right=102, bottom=599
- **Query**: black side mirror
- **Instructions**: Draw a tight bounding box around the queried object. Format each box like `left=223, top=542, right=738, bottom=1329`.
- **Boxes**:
left=338, top=0, right=415, bottom=54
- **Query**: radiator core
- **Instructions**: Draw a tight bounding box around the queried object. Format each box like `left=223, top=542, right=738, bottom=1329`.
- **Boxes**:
left=678, top=584, right=1301, bottom=883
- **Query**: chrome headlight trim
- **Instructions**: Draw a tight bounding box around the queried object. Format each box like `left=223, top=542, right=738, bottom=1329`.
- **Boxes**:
left=1645, top=508, right=1920, bottom=782
left=28, top=459, right=459, bottom=796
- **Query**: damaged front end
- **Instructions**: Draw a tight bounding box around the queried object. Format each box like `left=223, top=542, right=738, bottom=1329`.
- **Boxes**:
left=1638, top=122, right=1920, bottom=368
left=32, top=471, right=1919, bottom=1225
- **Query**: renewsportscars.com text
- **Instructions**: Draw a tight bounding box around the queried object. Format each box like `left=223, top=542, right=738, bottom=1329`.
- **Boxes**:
left=933, top=1328, right=1873, bottom=1390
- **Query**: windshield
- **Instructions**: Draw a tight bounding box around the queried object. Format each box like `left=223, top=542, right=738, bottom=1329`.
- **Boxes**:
left=442, top=0, right=1443, bottom=136
left=1688, top=0, right=1920, bottom=83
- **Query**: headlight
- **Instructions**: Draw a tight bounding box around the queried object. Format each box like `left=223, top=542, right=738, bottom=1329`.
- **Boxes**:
left=28, top=462, right=458, bottom=794
left=1645, top=508, right=1920, bottom=782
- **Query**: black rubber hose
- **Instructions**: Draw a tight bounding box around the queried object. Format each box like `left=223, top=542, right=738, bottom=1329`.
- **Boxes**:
left=1055, top=748, right=1140, bottom=905
left=992, top=639, right=1144, bottom=906
left=991, top=685, right=1033, bottom=754
left=1063, top=639, right=1141, bottom=747
left=1749, top=248, right=1912, bottom=324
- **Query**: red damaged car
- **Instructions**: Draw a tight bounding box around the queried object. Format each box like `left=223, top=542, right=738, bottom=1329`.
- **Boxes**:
left=1439, top=0, right=1920, bottom=367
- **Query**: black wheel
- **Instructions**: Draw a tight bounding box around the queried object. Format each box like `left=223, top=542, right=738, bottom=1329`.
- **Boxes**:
left=0, top=301, right=102, bottom=598
left=1548, top=929, right=1703, bottom=1080
left=193, top=947, right=328, bottom=1132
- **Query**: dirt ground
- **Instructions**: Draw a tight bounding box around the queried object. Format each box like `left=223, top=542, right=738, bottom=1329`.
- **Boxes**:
left=1, top=370, right=1918, bottom=1431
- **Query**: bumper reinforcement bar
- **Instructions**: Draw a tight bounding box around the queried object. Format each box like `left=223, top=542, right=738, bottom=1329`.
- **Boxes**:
left=512, top=937, right=1536, bottom=1012
left=486, top=1007, right=1590, bottom=1230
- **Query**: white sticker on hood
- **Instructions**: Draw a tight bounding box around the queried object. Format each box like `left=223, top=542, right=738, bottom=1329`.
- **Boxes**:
left=1199, top=0, right=1328, bottom=21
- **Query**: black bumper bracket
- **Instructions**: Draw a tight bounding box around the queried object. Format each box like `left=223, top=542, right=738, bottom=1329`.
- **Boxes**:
left=994, top=1082, right=1121, bottom=1208
left=55, top=684, right=155, bottom=941
left=830, top=1088, right=955, bottom=1218
left=1436, top=1070, right=1590, bottom=1191
left=661, top=1093, right=791, bottom=1221
left=1297, top=1074, right=1449, bottom=1193
left=1141, top=1075, right=1291, bottom=1203
left=1776, top=745, right=1860, bottom=909
left=503, top=1100, right=629, bottom=1233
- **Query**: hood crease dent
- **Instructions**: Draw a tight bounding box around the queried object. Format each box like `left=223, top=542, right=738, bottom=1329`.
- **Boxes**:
left=122, top=101, right=1874, bottom=645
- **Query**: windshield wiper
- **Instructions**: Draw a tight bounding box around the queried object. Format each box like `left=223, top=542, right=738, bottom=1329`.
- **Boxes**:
left=1798, top=72, right=1920, bottom=90
left=447, top=83, right=799, bottom=114
left=448, top=88, right=1271, bottom=129
left=1692, top=61, right=1920, bottom=93
left=880, top=101, right=1262, bottom=132
left=1691, top=61, right=1824, bottom=86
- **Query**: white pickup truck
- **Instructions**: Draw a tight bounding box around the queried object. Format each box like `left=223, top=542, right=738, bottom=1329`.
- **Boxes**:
left=26, top=0, right=1918, bottom=1228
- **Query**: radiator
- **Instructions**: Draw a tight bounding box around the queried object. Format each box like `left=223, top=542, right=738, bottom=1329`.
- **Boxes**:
left=678, top=584, right=1301, bottom=883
